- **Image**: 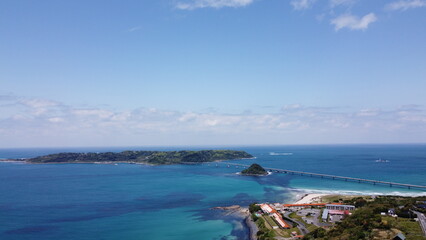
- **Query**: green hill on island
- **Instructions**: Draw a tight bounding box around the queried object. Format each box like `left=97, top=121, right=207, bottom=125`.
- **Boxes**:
left=13, top=150, right=253, bottom=165
left=241, top=163, right=268, bottom=175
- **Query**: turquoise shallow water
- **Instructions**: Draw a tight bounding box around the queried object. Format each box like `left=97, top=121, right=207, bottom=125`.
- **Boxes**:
left=0, top=145, right=425, bottom=240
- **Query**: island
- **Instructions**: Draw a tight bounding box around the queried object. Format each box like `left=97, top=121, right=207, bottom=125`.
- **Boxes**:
left=5, top=150, right=253, bottom=165
left=241, top=163, right=268, bottom=176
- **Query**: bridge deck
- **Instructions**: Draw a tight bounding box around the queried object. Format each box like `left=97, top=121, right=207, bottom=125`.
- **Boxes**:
left=189, top=162, right=426, bottom=190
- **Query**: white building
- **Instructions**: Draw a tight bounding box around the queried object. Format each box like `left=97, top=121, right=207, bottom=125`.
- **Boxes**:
left=326, top=204, right=355, bottom=211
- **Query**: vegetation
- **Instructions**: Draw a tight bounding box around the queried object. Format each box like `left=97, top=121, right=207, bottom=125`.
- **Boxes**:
left=18, top=150, right=253, bottom=165
left=382, top=216, right=425, bottom=240
left=249, top=203, right=261, bottom=213
left=241, top=163, right=268, bottom=175
left=249, top=203, right=301, bottom=239
left=303, top=196, right=426, bottom=240
left=255, top=216, right=276, bottom=240
left=287, top=212, right=318, bottom=232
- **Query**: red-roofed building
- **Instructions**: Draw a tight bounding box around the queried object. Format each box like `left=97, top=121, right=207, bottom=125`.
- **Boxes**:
left=259, top=204, right=291, bottom=229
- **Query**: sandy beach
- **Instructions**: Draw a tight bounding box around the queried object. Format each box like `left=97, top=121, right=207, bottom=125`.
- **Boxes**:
left=294, top=193, right=328, bottom=204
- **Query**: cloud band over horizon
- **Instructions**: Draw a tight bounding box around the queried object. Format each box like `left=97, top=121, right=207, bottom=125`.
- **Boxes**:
left=1, top=95, right=426, bottom=147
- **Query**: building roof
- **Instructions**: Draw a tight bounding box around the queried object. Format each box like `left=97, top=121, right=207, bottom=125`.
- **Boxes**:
left=322, top=209, right=329, bottom=219
left=329, top=210, right=348, bottom=215
left=283, top=203, right=326, bottom=207
left=393, top=233, right=406, bottom=240
left=272, top=213, right=291, bottom=228
left=260, top=204, right=291, bottom=228
left=260, top=204, right=274, bottom=213
left=326, top=204, right=355, bottom=208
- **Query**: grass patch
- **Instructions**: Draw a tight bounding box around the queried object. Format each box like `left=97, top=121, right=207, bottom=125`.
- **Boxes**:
left=382, top=216, right=426, bottom=240
left=263, top=215, right=278, bottom=228
left=307, top=224, right=319, bottom=232
left=254, top=216, right=275, bottom=240
left=319, top=209, right=324, bottom=223
left=279, top=227, right=300, bottom=238
left=289, top=212, right=319, bottom=233
left=289, top=212, right=304, bottom=222
left=321, top=194, right=365, bottom=203
left=258, top=215, right=299, bottom=238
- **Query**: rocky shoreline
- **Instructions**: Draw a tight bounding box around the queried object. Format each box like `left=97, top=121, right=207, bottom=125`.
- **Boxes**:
left=212, top=205, right=258, bottom=240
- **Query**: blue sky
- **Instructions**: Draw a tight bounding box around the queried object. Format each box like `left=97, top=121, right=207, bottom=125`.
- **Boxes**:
left=1, top=0, right=426, bottom=147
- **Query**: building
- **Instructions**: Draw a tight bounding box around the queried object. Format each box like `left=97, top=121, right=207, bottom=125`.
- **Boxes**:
left=328, top=210, right=350, bottom=222
left=260, top=204, right=274, bottom=214
left=283, top=203, right=326, bottom=210
left=322, top=209, right=329, bottom=221
left=322, top=209, right=351, bottom=222
left=393, top=233, right=406, bottom=240
left=326, top=204, right=355, bottom=211
left=260, top=204, right=291, bottom=229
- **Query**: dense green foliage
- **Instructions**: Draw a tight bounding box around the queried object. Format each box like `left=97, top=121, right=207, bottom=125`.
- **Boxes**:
left=22, top=150, right=253, bottom=165
left=249, top=203, right=261, bottom=213
left=303, top=196, right=426, bottom=240
left=241, top=163, right=268, bottom=175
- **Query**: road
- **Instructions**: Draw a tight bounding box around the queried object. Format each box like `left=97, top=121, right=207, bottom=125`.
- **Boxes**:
left=284, top=212, right=309, bottom=235
left=413, top=211, right=426, bottom=237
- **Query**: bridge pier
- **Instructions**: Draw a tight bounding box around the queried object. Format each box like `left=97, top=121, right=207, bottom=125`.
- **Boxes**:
left=202, top=163, right=426, bottom=190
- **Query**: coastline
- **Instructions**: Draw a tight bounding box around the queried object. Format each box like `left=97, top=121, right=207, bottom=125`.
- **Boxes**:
left=294, top=193, right=329, bottom=204
left=212, top=205, right=258, bottom=240
left=0, top=156, right=256, bottom=166
left=0, top=160, right=25, bottom=163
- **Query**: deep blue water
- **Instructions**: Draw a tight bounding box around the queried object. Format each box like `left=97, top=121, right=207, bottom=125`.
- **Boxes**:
left=0, top=144, right=425, bottom=240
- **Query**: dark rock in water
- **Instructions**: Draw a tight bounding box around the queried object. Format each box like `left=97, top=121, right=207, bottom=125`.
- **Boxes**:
left=241, top=164, right=268, bottom=176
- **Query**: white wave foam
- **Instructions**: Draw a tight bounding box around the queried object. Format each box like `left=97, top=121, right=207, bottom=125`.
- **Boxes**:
left=232, top=220, right=244, bottom=231
left=269, top=152, right=293, bottom=156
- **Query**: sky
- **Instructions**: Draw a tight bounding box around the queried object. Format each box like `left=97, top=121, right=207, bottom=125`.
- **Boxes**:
left=1, top=0, right=426, bottom=148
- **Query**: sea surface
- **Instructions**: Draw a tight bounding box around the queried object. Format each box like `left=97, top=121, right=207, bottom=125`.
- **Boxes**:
left=0, top=144, right=425, bottom=240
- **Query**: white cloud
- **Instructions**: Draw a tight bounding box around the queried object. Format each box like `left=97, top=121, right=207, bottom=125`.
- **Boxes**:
left=330, top=13, right=377, bottom=31
left=330, top=0, right=356, bottom=8
left=48, top=117, right=65, bottom=123
left=356, top=109, right=380, bottom=117
left=290, top=0, right=316, bottom=10
left=126, top=26, right=142, bottom=32
left=385, top=0, right=426, bottom=11
left=2, top=96, right=426, bottom=147
left=19, top=98, right=58, bottom=109
left=176, top=0, right=254, bottom=10
left=72, top=109, right=114, bottom=119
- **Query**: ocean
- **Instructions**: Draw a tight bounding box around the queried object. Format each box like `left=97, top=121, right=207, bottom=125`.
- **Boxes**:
left=0, top=144, right=425, bottom=240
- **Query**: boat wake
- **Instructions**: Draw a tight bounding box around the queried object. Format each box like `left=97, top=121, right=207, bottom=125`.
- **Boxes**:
left=269, top=152, right=293, bottom=156
left=375, top=159, right=390, bottom=163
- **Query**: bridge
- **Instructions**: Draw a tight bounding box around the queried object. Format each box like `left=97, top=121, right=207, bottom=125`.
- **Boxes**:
left=183, top=162, right=426, bottom=191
